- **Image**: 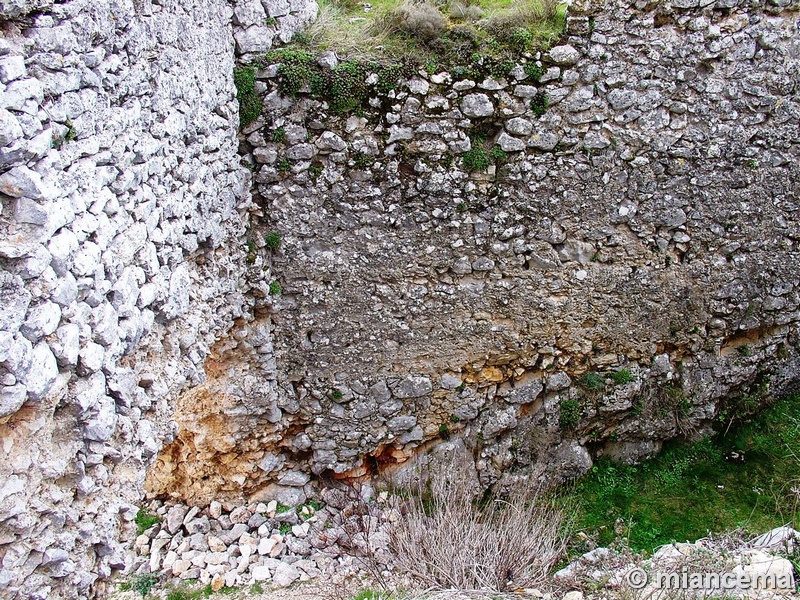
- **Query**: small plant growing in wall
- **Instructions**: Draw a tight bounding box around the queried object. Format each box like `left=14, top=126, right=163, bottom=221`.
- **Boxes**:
left=134, top=508, right=161, bottom=535
left=531, top=91, right=548, bottom=116
left=559, top=398, right=581, bottom=430
left=52, top=120, right=77, bottom=149
left=276, top=157, right=292, bottom=173
left=611, top=369, right=635, bottom=385
left=234, top=65, right=261, bottom=128
left=245, top=240, right=257, bottom=264
left=352, top=150, right=374, bottom=169
left=271, top=127, right=286, bottom=143
left=524, top=62, right=544, bottom=83
left=490, top=145, right=506, bottom=162
left=264, top=231, right=281, bottom=249
left=578, top=371, right=605, bottom=391
left=269, top=280, right=282, bottom=295
left=308, top=162, right=324, bottom=179
left=462, top=146, right=490, bottom=172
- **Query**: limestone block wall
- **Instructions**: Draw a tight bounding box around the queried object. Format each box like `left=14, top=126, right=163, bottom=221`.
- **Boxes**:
left=0, top=0, right=310, bottom=595
left=146, top=0, right=800, bottom=509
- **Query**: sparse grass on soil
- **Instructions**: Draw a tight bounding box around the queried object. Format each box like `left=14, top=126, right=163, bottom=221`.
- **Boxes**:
left=567, top=394, right=800, bottom=554
left=291, top=0, right=567, bottom=65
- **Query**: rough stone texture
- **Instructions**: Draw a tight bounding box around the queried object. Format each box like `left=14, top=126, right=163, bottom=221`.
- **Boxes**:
left=147, top=0, right=800, bottom=514
left=1, top=0, right=800, bottom=597
left=0, top=0, right=313, bottom=596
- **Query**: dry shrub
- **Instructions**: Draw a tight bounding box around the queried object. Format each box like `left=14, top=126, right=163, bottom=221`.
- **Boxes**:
left=381, top=0, right=448, bottom=43
left=449, top=1, right=483, bottom=23
left=487, top=0, right=558, bottom=34
left=389, top=461, right=569, bottom=592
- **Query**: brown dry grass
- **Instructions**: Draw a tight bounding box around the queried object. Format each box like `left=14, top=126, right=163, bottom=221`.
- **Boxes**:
left=389, top=462, right=569, bottom=592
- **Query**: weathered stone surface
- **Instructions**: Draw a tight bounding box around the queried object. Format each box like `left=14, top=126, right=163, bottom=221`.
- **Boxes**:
left=3, top=0, right=800, bottom=598
left=547, top=45, right=580, bottom=66
left=460, top=93, right=494, bottom=117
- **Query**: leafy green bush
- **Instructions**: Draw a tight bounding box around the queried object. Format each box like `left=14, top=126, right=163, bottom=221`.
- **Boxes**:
left=578, top=372, right=605, bottom=391
left=233, top=66, right=260, bottom=128
left=276, top=157, right=291, bottom=173
left=559, top=398, right=581, bottom=430
left=524, top=62, right=543, bottom=82
left=462, top=146, right=490, bottom=172
left=269, top=281, right=282, bottom=295
left=134, top=508, right=161, bottom=535
left=130, top=574, right=158, bottom=597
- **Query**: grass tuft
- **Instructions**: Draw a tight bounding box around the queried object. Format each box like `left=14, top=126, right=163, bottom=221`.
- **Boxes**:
left=134, top=508, right=161, bottom=535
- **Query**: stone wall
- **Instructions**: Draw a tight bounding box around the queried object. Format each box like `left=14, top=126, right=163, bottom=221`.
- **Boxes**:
left=0, top=0, right=311, bottom=597
left=1, top=0, right=799, bottom=596
left=146, top=0, right=800, bottom=507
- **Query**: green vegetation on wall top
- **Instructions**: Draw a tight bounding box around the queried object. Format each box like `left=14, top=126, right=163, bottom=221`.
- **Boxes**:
left=232, top=1, right=566, bottom=124
left=298, top=0, right=567, bottom=64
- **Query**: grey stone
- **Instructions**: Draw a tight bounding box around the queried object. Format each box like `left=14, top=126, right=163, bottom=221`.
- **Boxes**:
left=506, top=378, right=544, bottom=404
left=317, top=51, right=338, bottom=69
left=0, top=56, right=25, bottom=83
left=234, top=26, right=274, bottom=54
left=0, top=108, right=23, bottom=146
left=496, top=132, right=525, bottom=152
left=83, top=394, right=116, bottom=442
left=393, top=376, right=432, bottom=398
left=0, top=166, right=48, bottom=199
left=547, top=372, right=571, bottom=391
left=406, top=78, right=429, bottom=95
left=548, top=45, right=581, bottom=66
left=264, top=0, right=291, bottom=17
left=285, top=143, right=314, bottom=160
left=78, top=342, right=105, bottom=374
left=315, top=131, right=347, bottom=152
left=528, top=131, right=560, bottom=151
left=460, top=93, right=494, bottom=117
left=14, top=195, right=49, bottom=225
left=584, top=132, right=610, bottom=149
left=387, top=415, right=417, bottom=432
left=48, top=229, right=78, bottom=276
left=51, top=324, right=80, bottom=368
left=278, top=471, right=310, bottom=487
left=23, top=342, right=58, bottom=401
left=165, top=505, right=189, bottom=535
left=505, top=117, right=533, bottom=136
left=0, top=273, right=32, bottom=332
left=21, top=302, right=61, bottom=341
left=272, top=562, right=300, bottom=587
left=233, top=0, right=267, bottom=26
left=472, top=256, right=495, bottom=271
left=607, top=88, right=637, bottom=110
left=367, top=381, right=392, bottom=404
left=0, top=384, right=27, bottom=418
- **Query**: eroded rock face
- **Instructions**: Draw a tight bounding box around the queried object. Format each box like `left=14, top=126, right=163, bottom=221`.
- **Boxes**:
left=149, top=0, right=800, bottom=505
left=1, top=0, right=800, bottom=596
left=0, top=0, right=314, bottom=596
